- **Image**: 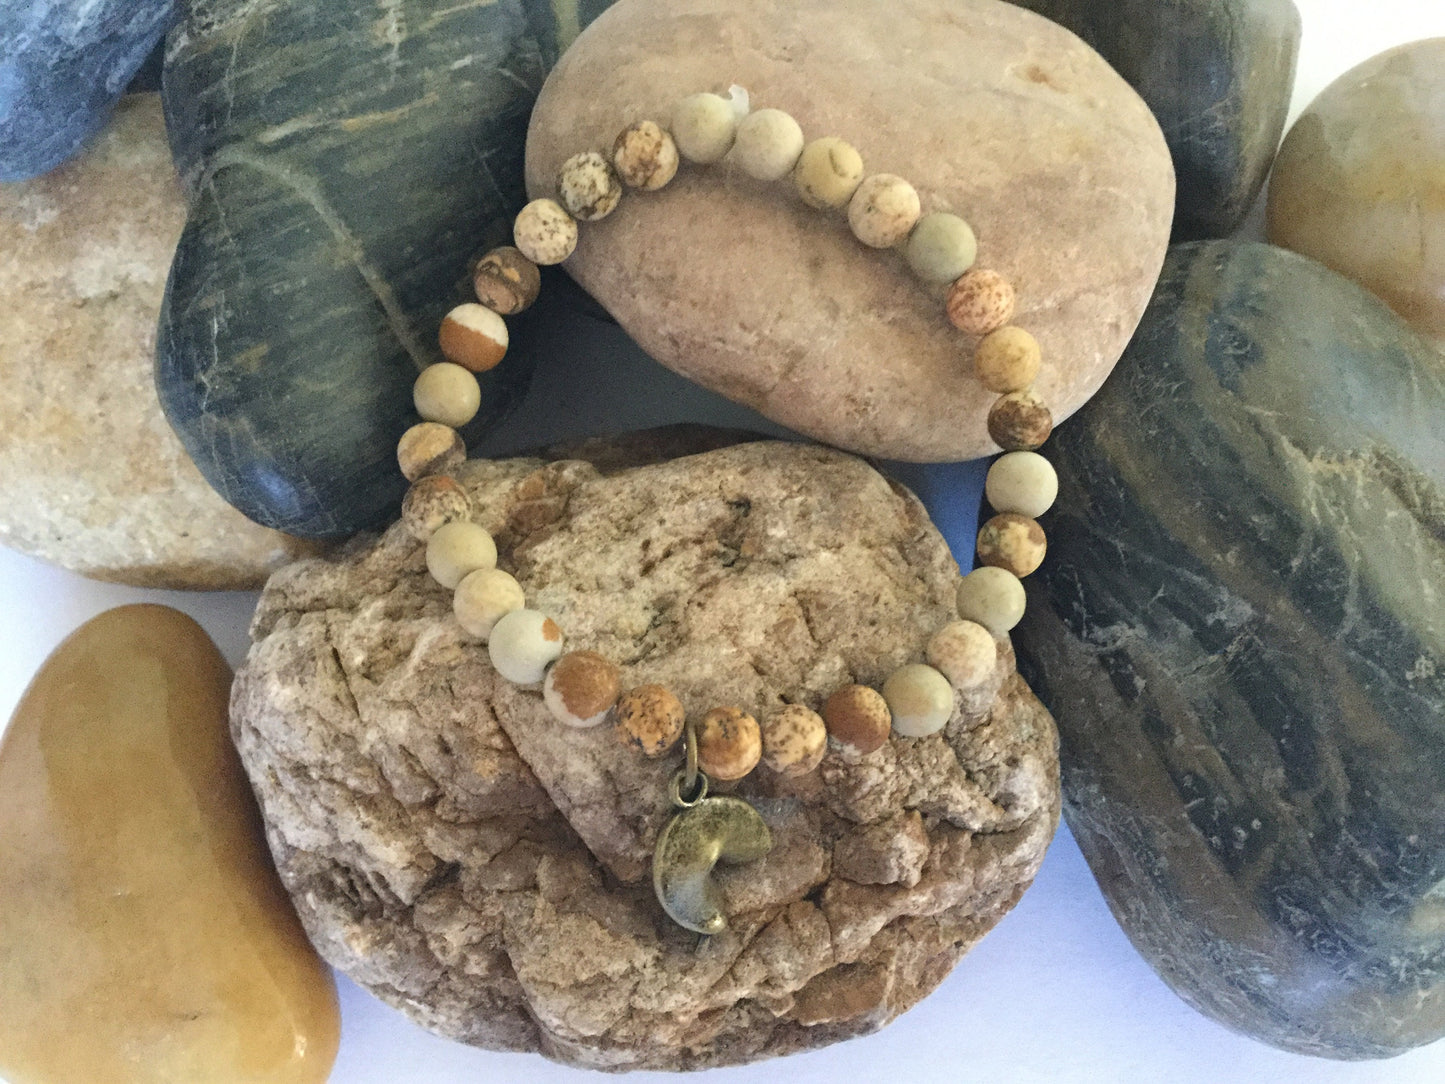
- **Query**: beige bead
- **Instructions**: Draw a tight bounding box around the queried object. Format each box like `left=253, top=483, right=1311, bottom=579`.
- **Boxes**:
left=956, top=567, right=1028, bottom=637
left=988, top=389, right=1054, bottom=452
left=927, top=620, right=998, bottom=690
left=472, top=246, right=540, bottom=315
left=696, top=707, right=762, bottom=781
left=986, top=451, right=1058, bottom=518
left=977, top=513, right=1047, bottom=578
left=761, top=704, right=827, bottom=777
left=453, top=567, right=525, bottom=639
left=413, top=362, right=481, bottom=428
left=488, top=609, right=564, bottom=684
left=822, top=684, right=891, bottom=755
left=848, top=174, right=921, bottom=248
left=947, top=268, right=1016, bottom=335
left=793, top=137, right=864, bottom=210
left=425, top=520, right=496, bottom=589
left=671, top=92, right=739, bottom=164
left=975, top=326, right=1042, bottom=393
left=615, top=684, right=686, bottom=757
left=396, top=422, right=464, bottom=482
left=401, top=475, right=471, bottom=541
left=557, top=151, right=622, bottom=221
left=438, top=303, right=508, bottom=373
left=882, top=663, right=954, bottom=738
left=732, top=108, right=804, bottom=181
left=513, top=198, right=577, bottom=265
left=543, top=651, right=621, bottom=728
left=905, top=212, right=977, bottom=282
left=612, top=120, right=679, bottom=190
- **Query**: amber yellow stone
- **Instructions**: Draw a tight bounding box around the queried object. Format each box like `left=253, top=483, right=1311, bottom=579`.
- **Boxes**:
left=0, top=605, right=339, bottom=1084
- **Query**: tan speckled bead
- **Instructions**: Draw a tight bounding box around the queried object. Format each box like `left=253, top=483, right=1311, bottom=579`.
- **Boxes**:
left=543, top=651, right=621, bottom=728
left=425, top=520, right=496, bottom=589
left=612, top=121, right=679, bottom=190
left=488, top=609, right=565, bottom=685
left=988, top=390, right=1054, bottom=452
left=975, top=326, right=1042, bottom=393
left=822, top=684, right=891, bottom=755
left=956, top=567, right=1027, bottom=637
left=397, top=422, right=464, bottom=482
left=453, top=567, right=525, bottom=639
left=401, top=475, right=471, bottom=541
left=557, top=151, right=622, bottom=221
left=927, top=620, right=997, bottom=690
left=439, top=303, right=508, bottom=373
left=977, top=513, right=1047, bottom=577
left=761, top=704, right=827, bottom=777
left=905, top=212, right=977, bottom=282
left=615, top=684, right=686, bottom=757
left=947, top=268, right=1016, bottom=335
left=413, top=362, right=481, bottom=428
left=848, top=174, right=921, bottom=248
left=732, top=108, right=805, bottom=181
left=672, top=92, right=738, bottom=164
left=882, top=663, right=954, bottom=738
left=472, top=246, right=540, bottom=315
left=697, top=707, right=762, bottom=781
left=513, top=198, right=577, bottom=265
left=986, top=451, right=1058, bottom=518
left=793, top=137, right=864, bottom=210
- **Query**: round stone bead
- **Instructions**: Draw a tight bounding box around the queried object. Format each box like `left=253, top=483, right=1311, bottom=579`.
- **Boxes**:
left=615, top=684, right=686, bottom=757
left=987, top=389, right=1054, bottom=451
left=905, top=212, right=977, bottom=282
left=513, top=198, right=577, bottom=265
left=557, top=151, right=622, bottom=221
left=472, top=246, right=540, bottom=315
left=413, top=363, right=481, bottom=428
left=822, top=684, right=891, bottom=755
left=488, top=609, right=565, bottom=685
left=977, top=513, right=1047, bottom=577
left=453, top=567, right=525, bottom=639
left=401, top=475, right=471, bottom=541
left=848, top=174, right=921, bottom=248
left=543, top=650, right=621, bottom=728
left=425, top=520, right=496, bottom=589
left=927, top=620, right=997, bottom=690
left=986, top=451, right=1058, bottom=518
left=438, top=302, right=508, bottom=373
left=975, top=326, right=1042, bottom=393
left=761, top=704, right=827, bottom=777
left=946, top=268, right=1016, bottom=335
left=882, top=663, right=954, bottom=738
left=793, top=136, right=864, bottom=210
left=696, top=706, right=762, bottom=781
left=396, top=422, right=464, bottom=482
left=672, top=92, right=738, bottom=164
left=732, top=108, right=805, bottom=181
left=612, top=120, right=679, bottom=190
left=956, top=567, right=1027, bottom=637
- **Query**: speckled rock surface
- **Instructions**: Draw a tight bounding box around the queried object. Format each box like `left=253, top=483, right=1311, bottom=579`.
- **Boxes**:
left=1016, top=242, right=1445, bottom=1059
left=525, top=0, right=1173, bottom=463
left=0, top=95, right=314, bottom=589
left=232, top=431, right=1060, bottom=1070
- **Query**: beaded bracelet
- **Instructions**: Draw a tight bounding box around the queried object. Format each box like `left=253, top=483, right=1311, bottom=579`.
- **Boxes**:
left=393, top=87, right=1060, bottom=934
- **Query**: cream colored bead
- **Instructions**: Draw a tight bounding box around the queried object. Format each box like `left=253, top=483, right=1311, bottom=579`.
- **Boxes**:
left=513, top=198, right=577, bottom=265
left=557, top=151, right=622, bottom=221
left=905, top=212, right=977, bottom=282
left=986, top=451, right=1058, bottom=518
left=543, top=650, right=621, bottom=728
left=956, top=566, right=1027, bottom=637
left=413, top=362, right=481, bottom=428
left=793, top=137, right=864, bottom=209
left=761, top=704, right=827, bottom=777
left=672, top=92, right=738, bottom=164
left=975, top=326, right=1042, bottom=394
left=848, top=173, right=921, bottom=248
left=401, top=475, right=471, bottom=541
left=612, top=120, right=679, bottom=190
left=927, top=620, right=997, bottom=691
left=453, top=567, right=525, bottom=639
left=882, top=664, right=954, bottom=738
left=425, top=520, right=497, bottom=589
left=396, top=422, right=464, bottom=482
left=488, top=608, right=565, bottom=684
left=439, top=302, right=508, bottom=373
left=732, top=108, right=804, bottom=181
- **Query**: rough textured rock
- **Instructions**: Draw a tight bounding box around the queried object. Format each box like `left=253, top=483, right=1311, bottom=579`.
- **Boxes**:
left=157, top=0, right=617, bottom=540
left=1013, top=0, right=1300, bottom=240
left=0, top=94, right=315, bottom=589
left=525, top=0, right=1173, bottom=463
left=1016, top=241, right=1445, bottom=1059
left=0, top=0, right=176, bottom=180
left=1268, top=38, right=1445, bottom=343
left=233, top=431, right=1060, bottom=1070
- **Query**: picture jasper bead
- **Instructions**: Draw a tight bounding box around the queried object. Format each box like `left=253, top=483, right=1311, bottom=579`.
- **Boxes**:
left=956, top=566, right=1027, bottom=637
left=822, top=684, right=892, bottom=755
left=543, top=651, right=621, bottom=728
left=438, top=303, right=508, bottom=373
left=985, top=451, right=1058, bottom=519
left=472, top=246, right=540, bottom=315
left=975, top=326, right=1042, bottom=394
left=425, top=521, right=497, bottom=589
left=413, top=362, right=481, bottom=428
left=977, top=513, right=1047, bottom=578
left=396, top=422, right=465, bottom=482
left=732, top=108, right=805, bottom=181
left=946, top=268, right=1016, bottom=335
left=927, top=620, right=997, bottom=690
left=557, top=151, right=622, bottom=222
left=612, top=120, right=679, bottom=190
left=761, top=704, right=827, bottom=777
left=848, top=173, right=921, bottom=248
left=615, top=684, right=686, bottom=757
left=793, top=136, right=864, bottom=209
left=987, top=389, right=1053, bottom=451
left=401, top=475, right=472, bottom=541
left=453, top=567, right=525, bottom=639
left=513, top=198, right=577, bottom=265
left=696, top=706, right=763, bottom=781
left=488, top=609, right=565, bottom=685
left=882, top=663, right=954, bottom=738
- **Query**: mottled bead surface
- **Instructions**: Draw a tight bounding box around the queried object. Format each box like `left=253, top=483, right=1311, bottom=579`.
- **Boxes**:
left=615, top=684, right=685, bottom=757
left=696, top=706, right=762, bottom=781
left=488, top=609, right=565, bottom=685
left=848, top=174, right=921, bottom=248
left=905, top=212, right=977, bottom=282
left=413, top=363, right=481, bottom=428
left=947, top=268, right=1016, bottom=335
left=988, top=389, right=1053, bottom=451
left=732, top=108, right=805, bottom=181
left=986, top=451, right=1058, bottom=518
left=822, top=683, right=892, bottom=755
left=397, top=422, right=465, bottom=482
left=612, top=120, right=679, bottom=190
left=425, top=521, right=496, bottom=590
left=927, top=620, right=997, bottom=690
left=439, top=303, right=508, bottom=373
left=453, top=566, right=524, bottom=639
left=761, top=704, right=827, bottom=777
left=544, top=651, right=621, bottom=728
left=793, top=136, right=864, bottom=209
left=975, top=326, right=1042, bottom=393
left=977, top=513, right=1046, bottom=577
left=513, top=198, right=577, bottom=265
left=557, top=150, right=622, bottom=221
left=956, top=567, right=1027, bottom=637
left=882, top=663, right=954, bottom=738
left=401, top=475, right=471, bottom=541
left=472, top=246, right=540, bottom=316
left=671, top=92, right=737, bottom=164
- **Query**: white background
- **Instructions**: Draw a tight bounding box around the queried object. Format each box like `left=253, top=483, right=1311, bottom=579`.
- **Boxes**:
left=3, top=1, right=1445, bottom=1081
